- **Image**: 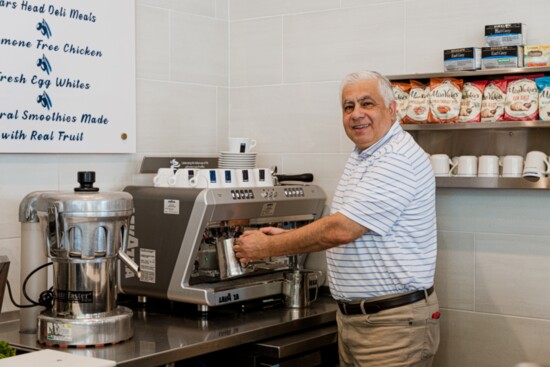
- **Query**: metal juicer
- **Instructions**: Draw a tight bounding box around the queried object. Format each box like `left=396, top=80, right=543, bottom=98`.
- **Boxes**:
left=19, top=172, right=140, bottom=347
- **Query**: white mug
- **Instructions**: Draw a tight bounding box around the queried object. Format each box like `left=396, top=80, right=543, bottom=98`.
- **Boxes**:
left=228, top=137, right=257, bottom=153
left=523, top=151, right=549, bottom=178
left=429, top=154, right=456, bottom=177
left=235, top=169, right=256, bottom=187
left=153, top=168, right=174, bottom=187
left=190, top=169, right=221, bottom=188
left=501, top=155, right=524, bottom=177
left=217, top=169, right=237, bottom=187
left=451, top=156, right=478, bottom=177
left=477, top=155, right=500, bottom=177
left=168, top=168, right=196, bottom=187
left=253, top=168, right=274, bottom=187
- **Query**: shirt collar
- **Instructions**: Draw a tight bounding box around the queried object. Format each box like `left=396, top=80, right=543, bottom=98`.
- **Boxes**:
left=355, top=121, right=402, bottom=157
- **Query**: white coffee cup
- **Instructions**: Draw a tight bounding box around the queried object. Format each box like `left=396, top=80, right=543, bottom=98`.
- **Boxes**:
left=228, top=137, right=257, bottom=153
left=429, top=154, right=456, bottom=177
left=451, top=156, right=478, bottom=177
left=153, top=168, right=174, bottom=187
left=190, top=169, right=221, bottom=188
left=501, top=155, right=524, bottom=177
left=168, top=168, right=196, bottom=187
left=523, top=151, right=549, bottom=178
left=253, top=168, right=274, bottom=187
left=478, top=155, right=500, bottom=177
left=217, top=169, right=237, bottom=187
left=235, top=169, right=256, bottom=187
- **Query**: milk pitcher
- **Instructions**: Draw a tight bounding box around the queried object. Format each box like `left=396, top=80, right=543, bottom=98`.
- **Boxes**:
left=217, top=238, right=247, bottom=279
left=282, top=270, right=322, bottom=308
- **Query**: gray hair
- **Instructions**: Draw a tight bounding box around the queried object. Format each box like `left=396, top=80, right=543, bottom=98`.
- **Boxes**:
left=340, top=70, right=395, bottom=107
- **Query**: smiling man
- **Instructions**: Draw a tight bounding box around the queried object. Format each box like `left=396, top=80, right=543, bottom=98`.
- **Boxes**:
left=234, top=70, right=439, bottom=367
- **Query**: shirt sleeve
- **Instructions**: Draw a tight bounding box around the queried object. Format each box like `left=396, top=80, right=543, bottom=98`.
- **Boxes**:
left=337, top=153, right=417, bottom=236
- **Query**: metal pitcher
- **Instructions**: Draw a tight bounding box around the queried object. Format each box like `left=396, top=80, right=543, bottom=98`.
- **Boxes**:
left=282, top=270, right=322, bottom=308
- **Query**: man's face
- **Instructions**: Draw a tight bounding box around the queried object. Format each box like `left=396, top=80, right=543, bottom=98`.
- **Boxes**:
left=341, top=79, right=397, bottom=151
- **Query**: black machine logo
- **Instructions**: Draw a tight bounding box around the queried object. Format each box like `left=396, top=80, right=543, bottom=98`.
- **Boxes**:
left=56, top=290, right=93, bottom=303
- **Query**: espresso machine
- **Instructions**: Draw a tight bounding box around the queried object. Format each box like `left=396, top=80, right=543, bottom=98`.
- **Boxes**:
left=18, top=172, right=140, bottom=347
left=119, top=185, right=326, bottom=312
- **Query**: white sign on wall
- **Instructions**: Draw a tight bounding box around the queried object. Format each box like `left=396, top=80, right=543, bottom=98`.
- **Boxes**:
left=0, top=0, right=136, bottom=153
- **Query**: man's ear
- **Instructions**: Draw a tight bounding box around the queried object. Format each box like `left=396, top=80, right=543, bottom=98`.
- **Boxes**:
left=389, top=100, right=397, bottom=120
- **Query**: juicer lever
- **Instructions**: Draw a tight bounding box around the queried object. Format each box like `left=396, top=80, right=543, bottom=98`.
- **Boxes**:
left=119, top=251, right=141, bottom=279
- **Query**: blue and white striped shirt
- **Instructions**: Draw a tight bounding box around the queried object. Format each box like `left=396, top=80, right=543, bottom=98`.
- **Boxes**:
left=327, top=122, right=436, bottom=301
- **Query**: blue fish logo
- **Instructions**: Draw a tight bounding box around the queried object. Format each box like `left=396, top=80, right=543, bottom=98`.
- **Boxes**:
left=36, top=54, right=52, bottom=75
left=36, top=19, right=52, bottom=39
left=37, top=92, right=53, bottom=110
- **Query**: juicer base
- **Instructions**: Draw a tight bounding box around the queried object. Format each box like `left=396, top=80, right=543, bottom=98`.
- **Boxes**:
left=37, top=306, right=133, bottom=347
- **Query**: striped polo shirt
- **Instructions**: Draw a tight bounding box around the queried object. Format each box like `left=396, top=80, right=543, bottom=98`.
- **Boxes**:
left=327, top=121, right=436, bottom=301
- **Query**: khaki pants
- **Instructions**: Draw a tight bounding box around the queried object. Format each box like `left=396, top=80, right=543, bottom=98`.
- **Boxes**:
left=336, top=291, right=440, bottom=367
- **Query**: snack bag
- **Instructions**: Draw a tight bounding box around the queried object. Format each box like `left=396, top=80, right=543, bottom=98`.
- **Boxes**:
left=391, top=82, right=410, bottom=124
left=504, top=74, right=542, bottom=121
left=458, top=80, right=487, bottom=123
left=404, top=80, right=430, bottom=124
left=536, top=77, right=550, bottom=121
left=428, top=78, right=463, bottom=123
left=481, top=80, right=507, bottom=122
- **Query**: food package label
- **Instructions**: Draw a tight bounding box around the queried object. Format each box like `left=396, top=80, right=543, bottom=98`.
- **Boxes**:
left=481, top=80, right=507, bottom=122
left=504, top=78, right=539, bottom=121
left=524, top=45, right=550, bottom=67
left=392, top=82, right=410, bottom=123
left=458, top=81, right=487, bottom=122
left=428, top=78, right=463, bottom=123
left=485, top=23, right=527, bottom=47
left=404, top=81, right=430, bottom=124
left=536, top=77, right=550, bottom=121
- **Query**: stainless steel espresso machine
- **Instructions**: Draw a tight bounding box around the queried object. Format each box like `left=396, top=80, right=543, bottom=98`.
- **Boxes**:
left=19, top=172, right=140, bottom=347
left=119, top=185, right=326, bottom=312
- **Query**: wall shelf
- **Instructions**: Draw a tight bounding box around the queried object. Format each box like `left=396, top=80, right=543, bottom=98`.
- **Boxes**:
left=387, top=67, right=550, bottom=189
left=386, top=66, right=550, bottom=81
left=402, top=120, right=550, bottom=131
left=436, top=177, right=550, bottom=190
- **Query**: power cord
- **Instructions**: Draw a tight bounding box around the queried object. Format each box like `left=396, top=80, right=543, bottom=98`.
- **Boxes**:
left=6, top=262, right=54, bottom=309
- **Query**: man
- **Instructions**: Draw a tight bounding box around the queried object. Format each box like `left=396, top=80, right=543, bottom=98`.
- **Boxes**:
left=234, top=70, right=439, bottom=367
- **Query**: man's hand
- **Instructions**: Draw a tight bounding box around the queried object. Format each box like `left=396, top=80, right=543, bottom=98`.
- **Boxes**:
left=233, top=227, right=287, bottom=263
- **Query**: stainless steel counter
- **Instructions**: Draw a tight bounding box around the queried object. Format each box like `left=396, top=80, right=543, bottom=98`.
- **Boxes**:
left=0, top=297, right=337, bottom=367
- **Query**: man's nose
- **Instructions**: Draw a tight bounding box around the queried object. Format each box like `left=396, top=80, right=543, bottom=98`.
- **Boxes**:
left=351, top=106, right=364, bottom=120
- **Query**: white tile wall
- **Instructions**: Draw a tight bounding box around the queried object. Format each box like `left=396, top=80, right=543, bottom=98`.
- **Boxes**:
left=283, top=4, right=405, bottom=83
left=230, top=83, right=341, bottom=153
left=435, top=231, right=475, bottom=311
left=2, top=1, right=550, bottom=365
left=136, top=6, right=170, bottom=80
left=476, top=233, right=550, bottom=320
left=230, top=0, right=340, bottom=20
left=434, top=309, right=550, bottom=367
left=136, top=79, right=218, bottom=153
left=170, top=11, right=228, bottom=86
left=136, top=0, right=217, bottom=17
left=230, top=17, right=283, bottom=86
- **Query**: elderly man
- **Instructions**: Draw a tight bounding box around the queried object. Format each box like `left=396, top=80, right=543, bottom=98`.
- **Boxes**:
left=234, top=70, right=439, bottom=367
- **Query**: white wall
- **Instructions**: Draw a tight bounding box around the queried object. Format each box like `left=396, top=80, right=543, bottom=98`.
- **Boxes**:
left=2, top=0, right=550, bottom=366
